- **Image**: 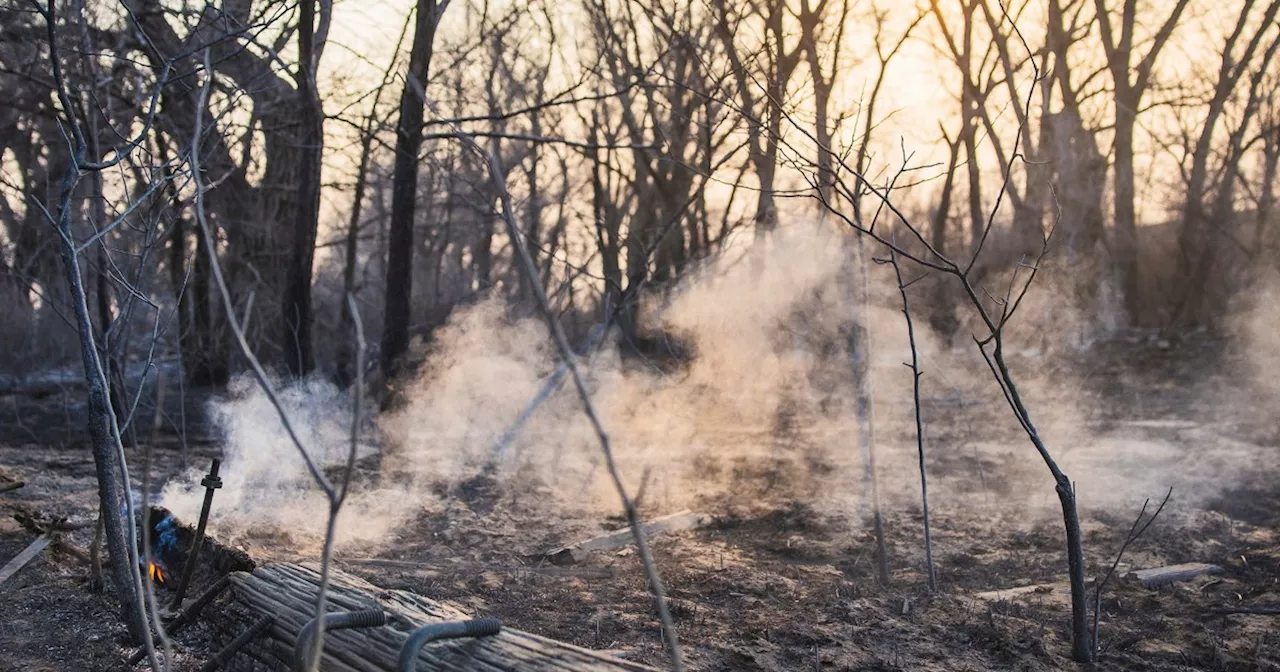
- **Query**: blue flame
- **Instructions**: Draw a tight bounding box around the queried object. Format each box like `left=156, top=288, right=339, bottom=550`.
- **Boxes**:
left=155, top=514, right=180, bottom=556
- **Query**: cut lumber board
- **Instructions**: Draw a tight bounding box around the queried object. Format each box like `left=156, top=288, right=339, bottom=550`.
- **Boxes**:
left=0, top=533, right=52, bottom=586
left=215, top=562, right=657, bottom=671
left=1126, top=563, right=1223, bottom=588
left=546, top=511, right=710, bottom=565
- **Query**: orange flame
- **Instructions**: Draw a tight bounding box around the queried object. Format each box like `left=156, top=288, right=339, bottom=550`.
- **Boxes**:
left=147, top=561, right=166, bottom=586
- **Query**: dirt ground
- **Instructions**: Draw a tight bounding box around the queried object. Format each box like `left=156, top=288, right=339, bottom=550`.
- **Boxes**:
left=1, top=336, right=1278, bottom=672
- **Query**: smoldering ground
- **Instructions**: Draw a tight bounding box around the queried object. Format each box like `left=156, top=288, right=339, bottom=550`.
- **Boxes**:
left=159, top=223, right=1277, bottom=558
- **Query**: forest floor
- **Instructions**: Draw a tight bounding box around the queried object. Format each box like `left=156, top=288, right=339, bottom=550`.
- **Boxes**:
left=0, top=334, right=1278, bottom=671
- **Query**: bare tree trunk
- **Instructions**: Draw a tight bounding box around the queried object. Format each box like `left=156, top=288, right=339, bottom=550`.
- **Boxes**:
left=885, top=249, right=936, bottom=591
left=283, top=0, right=324, bottom=377
left=1258, top=123, right=1279, bottom=251
left=957, top=4, right=984, bottom=252
left=52, top=5, right=148, bottom=640
left=524, top=110, right=543, bottom=302
left=1093, top=0, right=1191, bottom=323
left=929, top=136, right=962, bottom=344
left=336, top=14, right=408, bottom=388
left=591, top=116, right=624, bottom=318
left=1112, top=106, right=1141, bottom=320
left=337, top=133, right=373, bottom=388
left=381, top=0, right=441, bottom=387
left=52, top=152, right=147, bottom=647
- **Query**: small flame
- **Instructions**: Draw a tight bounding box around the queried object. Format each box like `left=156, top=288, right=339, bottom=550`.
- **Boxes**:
left=147, top=560, right=166, bottom=586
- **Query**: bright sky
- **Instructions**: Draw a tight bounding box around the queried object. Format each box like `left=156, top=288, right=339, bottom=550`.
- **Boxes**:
left=312, top=0, right=1264, bottom=232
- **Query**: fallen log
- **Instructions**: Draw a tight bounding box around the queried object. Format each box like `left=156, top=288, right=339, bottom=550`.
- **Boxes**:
left=545, top=510, right=710, bottom=565
left=211, top=562, right=657, bottom=671
left=0, top=480, right=24, bottom=494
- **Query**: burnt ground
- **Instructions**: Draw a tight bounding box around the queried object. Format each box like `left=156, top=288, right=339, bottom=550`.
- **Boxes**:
left=0, top=337, right=1278, bottom=671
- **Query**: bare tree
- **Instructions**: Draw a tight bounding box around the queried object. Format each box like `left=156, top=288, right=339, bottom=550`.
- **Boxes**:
left=777, top=18, right=1096, bottom=656
left=382, top=0, right=444, bottom=387
left=32, top=0, right=156, bottom=649
left=335, top=14, right=412, bottom=388
left=1175, top=0, right=1280, bottom=324
left=876, top=245, right=937, bottom=592
left=283, top=0, right=331, bottom=376
left=1094, top=0, right=1192, bottom=322
left=712, top=0, right=804, bottom=235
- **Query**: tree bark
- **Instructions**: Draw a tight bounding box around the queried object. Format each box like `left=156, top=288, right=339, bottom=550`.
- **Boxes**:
left=381, top=0, right=441, bottom=386
left=1112, top=104, right=1140, bottom=321
left=53, top=164, right=148, bottom=644
left=283, top=0, right=324, bottom=377
left=1257, top=123, right=1279, bottom=251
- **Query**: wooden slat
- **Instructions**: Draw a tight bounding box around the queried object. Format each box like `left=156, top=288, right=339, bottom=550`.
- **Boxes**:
left=0, top=533, right=52, bottom=586
left=222, top=562, right=657, bottom=671
left=1126, top=563, right=1223, bottom=588
left=545, top=511, right=709, bottom=565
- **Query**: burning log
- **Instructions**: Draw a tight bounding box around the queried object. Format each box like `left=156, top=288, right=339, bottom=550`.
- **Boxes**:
left=140, top=505, right=255, bottom=594
left=212, top=562, right=657, bottom=671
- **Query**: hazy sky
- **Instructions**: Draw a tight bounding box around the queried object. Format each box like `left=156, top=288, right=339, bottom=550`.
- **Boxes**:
left=312, top=0, right=1258, bottom=232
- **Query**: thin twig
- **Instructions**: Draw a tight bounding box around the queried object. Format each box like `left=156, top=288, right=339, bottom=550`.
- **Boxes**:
left=187, top=46, right=352, bottom=672
left=303, top=296, right=366, bottom=671
left=448, top=128, right=685, bottom=672
left=1092, top=487, right=1172, bottom=654
left=876, top=243, right=937, bottom=592
left=188, top=50, right=334, bottom=503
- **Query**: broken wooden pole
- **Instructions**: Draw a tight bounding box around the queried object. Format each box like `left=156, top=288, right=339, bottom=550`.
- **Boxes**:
left=545, top=511, right=710, bottom=565
left=0, top=533, right=52, bottom=586
left=211, top=562, right=657, bottom=671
